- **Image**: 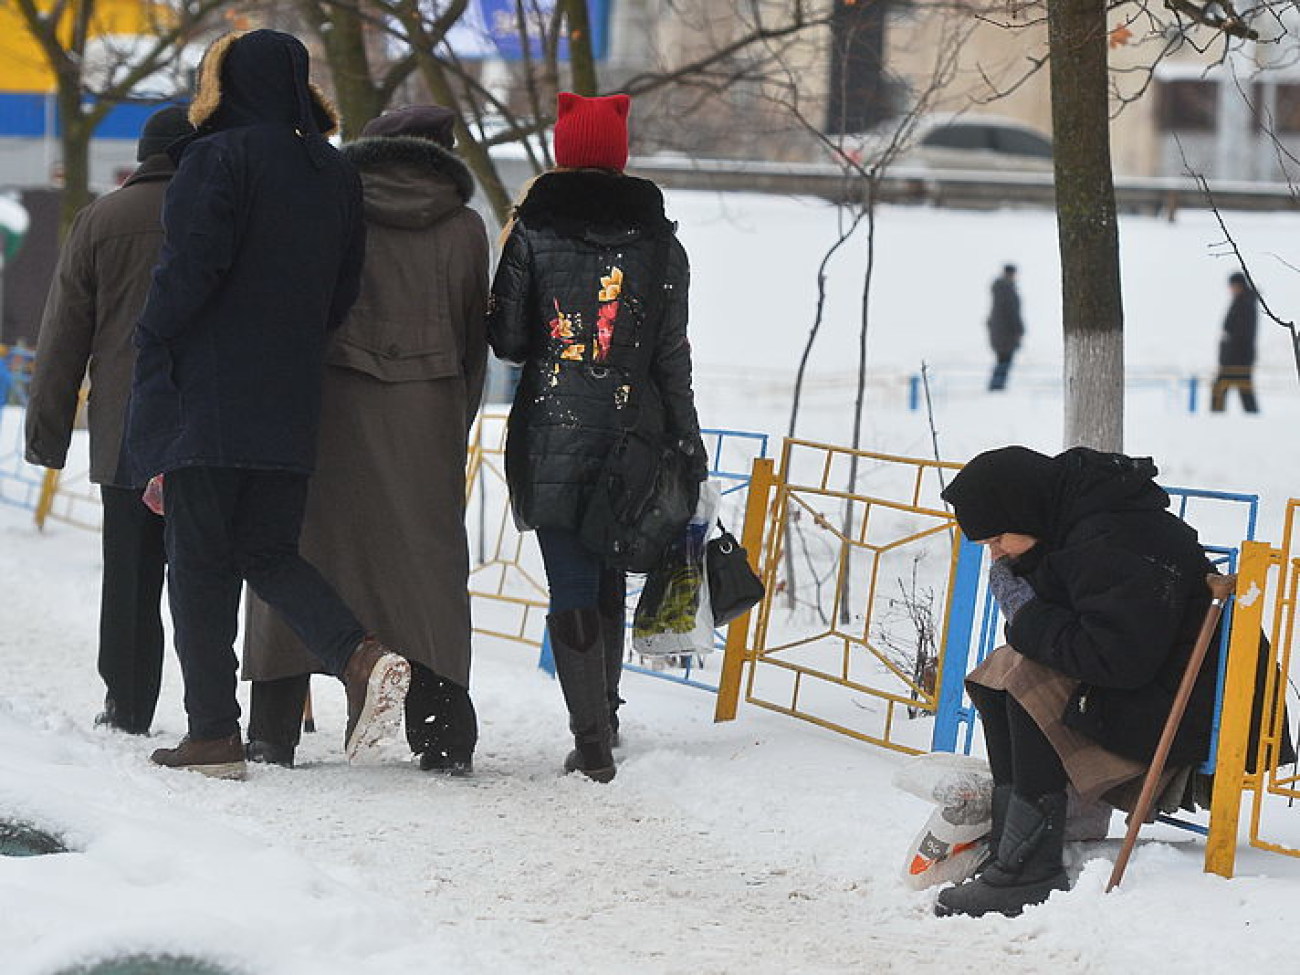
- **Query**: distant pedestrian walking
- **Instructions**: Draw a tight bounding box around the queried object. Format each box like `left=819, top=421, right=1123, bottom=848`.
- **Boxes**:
left=1210, top=271, right=1259, bottom=414
left=987, top=264, right=1023, bottom=392
left=25, top=105, right=193, bottom=736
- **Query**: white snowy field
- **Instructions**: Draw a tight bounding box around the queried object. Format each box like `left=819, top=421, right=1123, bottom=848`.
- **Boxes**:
left=3, top=192, right=1300, bottom=975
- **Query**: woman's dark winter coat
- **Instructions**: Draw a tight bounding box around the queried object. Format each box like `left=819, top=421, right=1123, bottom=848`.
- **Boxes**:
left=123, top=31, right=364, bottom=484
left=1219, top=288, right=1258, bottom=368
left=487, top=170, right=704, bottom=533
left=243, top=134, right=489, bottom=687
left=949, top=448, right=1218, bottom=766
left=987, top=274, right=1023, bottom=358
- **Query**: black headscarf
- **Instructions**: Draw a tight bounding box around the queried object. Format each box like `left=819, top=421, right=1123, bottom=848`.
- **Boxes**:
left=941, top=445, right=1169, bottom=549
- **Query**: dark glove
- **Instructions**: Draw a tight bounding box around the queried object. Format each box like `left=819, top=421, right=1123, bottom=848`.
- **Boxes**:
left=988, top=558, right=1034, bottom=622
left=678, top=435, right=709, bottom=483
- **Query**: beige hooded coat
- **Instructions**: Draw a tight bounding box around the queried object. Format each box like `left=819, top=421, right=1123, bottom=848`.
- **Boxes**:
left=242, top=134, right=489, bottom=686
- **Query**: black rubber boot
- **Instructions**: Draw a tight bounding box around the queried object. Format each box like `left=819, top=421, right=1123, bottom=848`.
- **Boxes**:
left=405, top=661, right=478, bottom=776
left=597, top=569, right=627, bottom=749
left=246, top=674, right=311, bottom=768
left=549, top=607, right=616, bottom=783
left=973, top=783, right=1013, bottom=875
left=935, top=790, right=1069, bottom=918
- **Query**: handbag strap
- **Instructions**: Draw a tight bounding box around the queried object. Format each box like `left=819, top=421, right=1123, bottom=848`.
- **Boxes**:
left=617, top=230, right=674, bottom=435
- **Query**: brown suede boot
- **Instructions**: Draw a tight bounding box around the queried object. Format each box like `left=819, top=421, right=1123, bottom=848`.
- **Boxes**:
left=150, top=733, right=246, bottom=780
left=342, top=636, right=411, bottom=762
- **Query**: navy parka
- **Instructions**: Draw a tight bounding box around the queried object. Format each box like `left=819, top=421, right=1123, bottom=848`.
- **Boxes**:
left=124, top=30, right=365, bottom=484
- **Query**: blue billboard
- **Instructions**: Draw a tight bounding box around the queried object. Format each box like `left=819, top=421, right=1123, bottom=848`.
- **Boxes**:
left=444, top=0, right=610, bottom=61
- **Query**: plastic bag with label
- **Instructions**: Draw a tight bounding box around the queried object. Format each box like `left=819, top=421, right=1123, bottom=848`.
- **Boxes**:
left=631, top=481, right=720, bottom=658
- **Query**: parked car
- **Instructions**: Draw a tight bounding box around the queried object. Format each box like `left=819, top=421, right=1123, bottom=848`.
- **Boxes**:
left=840, top=114, right=1054, bottom=173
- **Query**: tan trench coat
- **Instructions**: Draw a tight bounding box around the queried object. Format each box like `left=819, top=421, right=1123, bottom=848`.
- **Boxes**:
left=242, top=136, right=489, bottom=686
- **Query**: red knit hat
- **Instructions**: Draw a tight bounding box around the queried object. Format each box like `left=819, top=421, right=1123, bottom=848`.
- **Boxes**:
left=553, top=92, right=630, bottom=171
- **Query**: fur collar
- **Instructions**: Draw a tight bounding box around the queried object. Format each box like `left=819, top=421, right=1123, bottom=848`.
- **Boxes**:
left=188, top=31, right=339, bottom=135
left=516, top=170, right=673, bottom=238
left=342, top=136, right=474, bottom=203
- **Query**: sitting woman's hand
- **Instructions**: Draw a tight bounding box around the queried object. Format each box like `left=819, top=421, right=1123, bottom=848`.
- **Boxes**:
left=988, top=557, right=1035, bottom=622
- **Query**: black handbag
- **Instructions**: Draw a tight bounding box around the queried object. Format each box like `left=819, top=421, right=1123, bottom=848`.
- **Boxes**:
left=705, top=520, right=765, bottom=627
left=580, top=430, right=697, bottom=574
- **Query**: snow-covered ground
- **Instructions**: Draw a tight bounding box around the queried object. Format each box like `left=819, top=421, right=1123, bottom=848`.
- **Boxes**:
left=3, top=193, right=1299, bottom=974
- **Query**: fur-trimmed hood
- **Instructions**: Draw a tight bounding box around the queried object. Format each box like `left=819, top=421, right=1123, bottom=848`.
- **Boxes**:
left=515, top=170, right=673, bottom=242
left=188, top=30, right=339, bottom=137
left=342, top=135, right=475, bottom=229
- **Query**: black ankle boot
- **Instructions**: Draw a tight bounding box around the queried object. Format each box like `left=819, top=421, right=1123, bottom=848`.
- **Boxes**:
left=405, top=663, right=477, bottom=776
left=973, top=783, right=1012, bottom=875
left=549, top=607, right=616, bottom=783
left=936, top=790, right=1069, bottom=918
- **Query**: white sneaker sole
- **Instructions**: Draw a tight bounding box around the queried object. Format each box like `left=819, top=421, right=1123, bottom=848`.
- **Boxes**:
left=346, top=653, right=412, bottom=763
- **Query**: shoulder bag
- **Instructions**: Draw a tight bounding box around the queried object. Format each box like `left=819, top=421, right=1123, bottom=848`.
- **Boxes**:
left=578, top=233, right=699, bottom=573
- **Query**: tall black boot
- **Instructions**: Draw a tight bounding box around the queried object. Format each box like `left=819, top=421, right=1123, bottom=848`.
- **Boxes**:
left=597, top=570, right=627, bottom=748
left=247, top=674, right=311, bottom=768
left=548, top=607, right=616, bottom=783
left=935, top=790, right=1069, bottom=918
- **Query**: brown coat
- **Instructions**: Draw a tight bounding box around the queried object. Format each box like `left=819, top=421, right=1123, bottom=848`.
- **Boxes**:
left=242, top=135, right=489, bottom=685
left=969, top=646, right=1160, bottom=809
left=25, top=156, right=174, bottom=485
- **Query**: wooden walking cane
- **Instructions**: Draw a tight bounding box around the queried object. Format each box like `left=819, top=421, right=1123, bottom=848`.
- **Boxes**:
left=1106, top=573, right=1236, bottom=892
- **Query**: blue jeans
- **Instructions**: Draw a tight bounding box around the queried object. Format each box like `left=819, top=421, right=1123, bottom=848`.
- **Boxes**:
left=164, top=467, right=366, bottom=738
left=535, top=527, right=603, bottom=614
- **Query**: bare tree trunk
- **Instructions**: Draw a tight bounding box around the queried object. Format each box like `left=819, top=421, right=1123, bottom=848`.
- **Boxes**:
left=298, top=2, right=385, bottom=139
left=1049, top=0, right=1124, bottom=451
left=839, top=185, right=880, bottom=624
left=56, top=87, right=92, bottom=236
left=563, top=0, right=599, bottom=95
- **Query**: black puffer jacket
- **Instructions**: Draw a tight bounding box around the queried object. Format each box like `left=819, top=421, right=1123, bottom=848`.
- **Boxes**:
left=1000, top=451, right=1217, bottom=765
left=487, top=170, right=703, bottom=531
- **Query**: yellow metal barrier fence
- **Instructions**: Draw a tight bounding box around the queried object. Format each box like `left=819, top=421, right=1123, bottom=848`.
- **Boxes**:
left=715, top=439, right=964, bottom=754
left=464, top=412, right=550, bottom=649
left=1206, top=502, right=1300, bottom=877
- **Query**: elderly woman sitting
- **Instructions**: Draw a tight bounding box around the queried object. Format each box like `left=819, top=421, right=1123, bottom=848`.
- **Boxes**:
left=935, top=445, right=1221, bottom=918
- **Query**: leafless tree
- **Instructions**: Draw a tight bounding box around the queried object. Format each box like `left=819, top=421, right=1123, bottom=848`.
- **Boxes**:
left=12, top=0, right=229, bottom=234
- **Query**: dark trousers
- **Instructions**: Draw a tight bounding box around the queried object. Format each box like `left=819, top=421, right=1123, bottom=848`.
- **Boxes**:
left=970, top=684, right=1067, bottom=799
left=98, top=485, right=166, bottom=733
left=248, top=673, right=311, bottom=750
left=1210, top=366, right=1259, bottom=413
left=536, top=527, right=604, bottom=613
left=163, top=467, right=366, bottom=739
left=988, top=353, right=1014, bottom=391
